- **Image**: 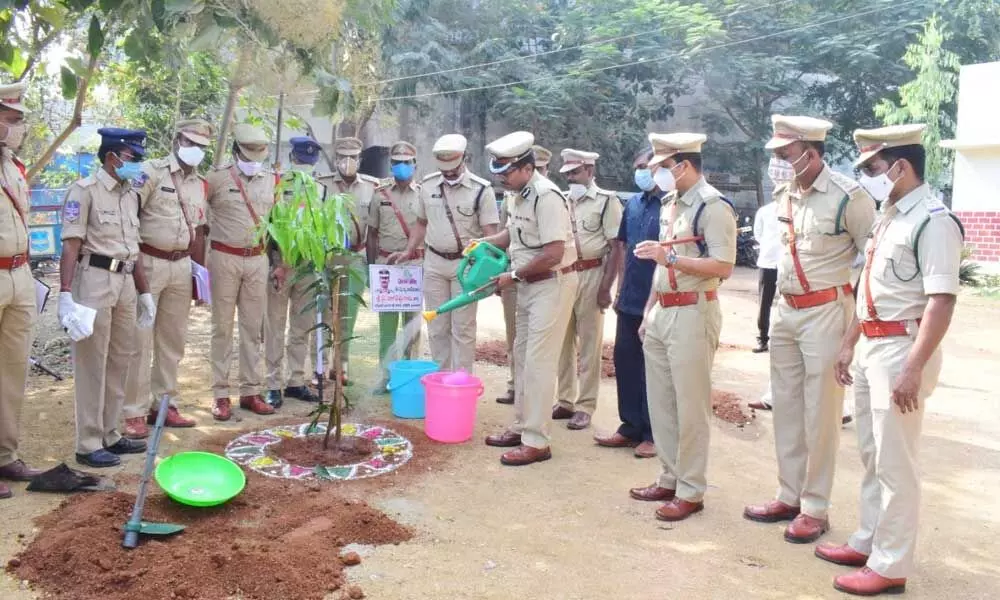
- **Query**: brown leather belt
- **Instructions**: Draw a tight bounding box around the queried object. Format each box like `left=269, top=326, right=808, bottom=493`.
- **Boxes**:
left=523, top=263, right=577, bottom=284
left=0, top=253, right=28, bottom=270
left=861, top=319, right=919, bottom=338
left=140, top=243, right=190, bottom=261
left=783, top=284, right=852, bottom=310
left=211, top=240, right=265, bottom=257
left=427, top=245, right=464, bottom=261
left=379, top=248, right=425, bottom=259
left=657, top=290, right=718, bottom=307
left=568, top=257, right=604, bottom=272
left=85, top=253, right=135, bottom=274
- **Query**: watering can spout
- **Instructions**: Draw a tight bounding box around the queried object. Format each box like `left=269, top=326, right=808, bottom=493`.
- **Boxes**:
left=425, top=241, right=510, bottom=319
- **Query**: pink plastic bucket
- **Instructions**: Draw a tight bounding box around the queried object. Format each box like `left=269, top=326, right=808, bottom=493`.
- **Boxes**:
left=420, top=371, right=484, bottom=443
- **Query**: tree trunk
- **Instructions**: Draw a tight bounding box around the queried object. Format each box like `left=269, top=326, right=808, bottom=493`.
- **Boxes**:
left=272, top=90, right=285, bottom=171
left=323, top=273, right=345, bottom=449
left=26, top=54, right=98, bottom=181
left=213, top=82, right=241, bottom=167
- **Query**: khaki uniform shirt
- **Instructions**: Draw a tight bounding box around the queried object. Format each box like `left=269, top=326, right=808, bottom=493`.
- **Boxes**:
left=508, top=171, right=577, bottom=271
left=0, top=148, right=29, bottom=257
left=858, top=184, right=963, bottom=322
left=316, top=173, right=379, bottom=250
left=205, top=164, right=276, bottom=248
left=369, top=181, right=422, bottom=262
left=61, top=168, right=141, bottom=261
left=652, top=177, right=736, bottom=293
left=775, top=164, right=876, bottom=295
left=417, top=170, right=499, bottom=254
left=569, top=182, right=622, bottom=260
left=136, top=154, right=207, bottom=252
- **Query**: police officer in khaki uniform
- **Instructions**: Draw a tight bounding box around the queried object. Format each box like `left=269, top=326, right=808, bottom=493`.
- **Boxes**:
left=390, top=134, right=499, bottom=373
left=316, top=137, right=379, bottom=384
left=369, top=141, right=423, bottom=390
left=496, top=145, right=550, bottom=405
left=815, top=125, right=963, bottom=597
left=629, top=133, right=736, bottom=521
left=480, top=131, right=578, bottom=466
left=552, top=148, right=623, bottom=430
left=206, top=124, right=276, bottom=420
left=0, top=82, right=43, bottom=496
left=744, top=115, right=876, bottom=542
left=59, top=128, right=156, bottom=467
left=121, top=119, right=212, bottom=439
left=264, top=136, right=323, bottom=407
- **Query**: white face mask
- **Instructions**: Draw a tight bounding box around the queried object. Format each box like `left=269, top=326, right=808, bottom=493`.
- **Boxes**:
left=567, top=183, right=588, bottom=200
left=237, top=158, right=262, bottom=177
left=859, top=163, right=900, bottom=202
left=292, top=163, right=316, bottom=174
left=177, top=145, right=205, bottom=167
left=444, top=176, right=462, bottom=187
left=653, top=165, right=676, bottom=192
left=337, top=157, right=358, bottom=177
left=0, top=122, right=26, bottom=149
left=789, top=149, right=812, bottom=178
left=767, top=158, right=794, bottom=186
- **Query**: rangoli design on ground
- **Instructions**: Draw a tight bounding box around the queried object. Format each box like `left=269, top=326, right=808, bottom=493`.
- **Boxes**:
left=224, top=422, right=413, bottom=481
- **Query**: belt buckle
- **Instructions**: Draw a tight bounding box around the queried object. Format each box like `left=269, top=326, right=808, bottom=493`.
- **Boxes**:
left=108, top=258, right=121, bottom=272
left=13, top=254, right=26, bottom=268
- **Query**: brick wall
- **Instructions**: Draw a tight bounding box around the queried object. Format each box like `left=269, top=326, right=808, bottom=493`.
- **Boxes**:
left=955, top=211, right=1000, bottom=261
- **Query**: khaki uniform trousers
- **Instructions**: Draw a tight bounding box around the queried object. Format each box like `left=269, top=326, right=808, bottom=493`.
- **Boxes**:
left=265, top=273, right=314, bottom=390
left=512, top=273, right=577, bottom=448
left=770, top=291, right=854, bottom=518
left=73, top=264, right=137, bottom=453
left=847, top=334, right=940, bottom=579
left=123, top=254, right=192, bottom=418
left=556, top=265, right=605, bottom=414
left=0, top=264, right=35, bottom=467
left=501, top=285, right=517, bottom=394
left=424, top=250, right=476, bottom=372
left=643, top=296, right=721, bottom=502
left=209, top=250, right=267, bottom=399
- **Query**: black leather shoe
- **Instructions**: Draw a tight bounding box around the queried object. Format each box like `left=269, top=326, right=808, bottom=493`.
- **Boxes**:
left=105, top=437, right=146, bottom=455
left=752, top=340, right=769, bottom=353
left=266, top=389, right=284, bottom=408
left=842, top=414, right=854, bottom=426
left=284, top=386, right=318, bottom=403
left=76, top=449, right=121, bottom=468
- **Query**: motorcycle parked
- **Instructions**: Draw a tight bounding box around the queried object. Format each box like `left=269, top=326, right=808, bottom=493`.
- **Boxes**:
left=736, top=216, right=758, bottom=267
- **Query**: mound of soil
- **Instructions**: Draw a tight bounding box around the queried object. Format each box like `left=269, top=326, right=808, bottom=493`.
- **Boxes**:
left=712, top=390, right=754, bottom=426
left=269, top=435, right=378, bottom=468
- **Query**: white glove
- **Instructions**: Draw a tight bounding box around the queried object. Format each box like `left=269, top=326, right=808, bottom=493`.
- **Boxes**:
left=58, top=292, right=94, bottom=342
left=137, top=293, right=156, bottom=329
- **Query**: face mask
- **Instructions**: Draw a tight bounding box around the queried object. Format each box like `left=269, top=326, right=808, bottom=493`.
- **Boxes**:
left=790, top=149, right=812, bottom=178
left=653, top=166, right=676, bottom=192
left=115, top=161, right=142, bottom=182
left=237, top=159, right=262, bottom=177
left=337, top=157, right=358, bottom=177
left=391, top=162, right=415, bottom=181
left=858, top=162, right=900, bottom=202
left=0, top=122, right=26, bottom=149
left=568, top=183, right=588, bottom=200
left=767, top=158, right=794, bottom=186
left=443, top=173, right=463, bottom=186
left=634, top=169, right=656, bottom=192
left=176, top=145, right=205, bottom=167
left=292, top=163, right=316, bottom=174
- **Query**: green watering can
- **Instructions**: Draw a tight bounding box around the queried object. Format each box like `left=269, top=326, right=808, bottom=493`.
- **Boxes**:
left=423, top=240, right=509, bottom=321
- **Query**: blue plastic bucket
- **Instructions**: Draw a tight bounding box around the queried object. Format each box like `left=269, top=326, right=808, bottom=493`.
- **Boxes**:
left=387, top=360, right=439, bottom=418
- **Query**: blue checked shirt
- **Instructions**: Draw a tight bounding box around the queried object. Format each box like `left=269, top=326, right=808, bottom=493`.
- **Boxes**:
left=614, top=190, right=664, bottom=316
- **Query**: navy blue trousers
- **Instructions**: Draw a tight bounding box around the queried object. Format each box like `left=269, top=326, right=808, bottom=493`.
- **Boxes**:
left=613, top=311, right=653, bottom=443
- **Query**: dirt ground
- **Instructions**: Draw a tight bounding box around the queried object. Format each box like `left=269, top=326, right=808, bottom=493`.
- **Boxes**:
left=3, top=267, right=1000, bottom=599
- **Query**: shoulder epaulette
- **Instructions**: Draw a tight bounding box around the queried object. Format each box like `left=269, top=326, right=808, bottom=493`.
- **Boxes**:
left=212, top=163, right=232, bottom=172
left=466, top=172, right=490, bottom=187
left=358, top=173, right=381, bottom=185
left=422, top=171, right=442, bottom=182
left=829, top=170, right=864, bottom=195
left=926, top=199, right=949, bottom=217
left=74, top=175, right=97, bottom=189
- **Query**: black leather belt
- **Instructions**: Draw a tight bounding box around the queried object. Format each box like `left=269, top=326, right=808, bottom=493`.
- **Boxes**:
left=427, top=245, right=463, bottom=261
left=84, top=253, right=135, bottom=274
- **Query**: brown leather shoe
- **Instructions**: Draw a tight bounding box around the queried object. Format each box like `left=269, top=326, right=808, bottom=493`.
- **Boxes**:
left=123, top=417, right=149, bottom=440
left=212, top=398, right=232, bottom=421
left=594, top=431, right=640, bottom=448
left=655, top=498, right=704, bottom=522
left=633, top=441, right=657, bottom=458
left=240, top=395, right=275, bottom=415
left=743, top=499, right=800, bottom=523
left=496, top=391, right=514, bottom=405
left=150, top=406, right=196, bottom=428
left=0, top=482, right=11, bottom=499
left=485, top=431, right=522, bottom=447
left=551, top=405, right=574, bottom=420
left=815, top=543, right=869, bottom=567
left=748, top=400, right=772, bottom=411
left=629, top=484, right=675, bottom=502
left=500, top=445, right=552, bottom=466
left=0, top=459, right=43, bottom=481
left=784, top=513, right=829, bottom=544
left=567, top=412, right=591, bottom=430
left=834, top=567, right=906, bottom=596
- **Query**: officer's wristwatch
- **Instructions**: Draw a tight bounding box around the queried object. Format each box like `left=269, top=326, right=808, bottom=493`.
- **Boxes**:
left=666, top=251, right=679, bottom=266
left=511, top=270, right=522, bottom=282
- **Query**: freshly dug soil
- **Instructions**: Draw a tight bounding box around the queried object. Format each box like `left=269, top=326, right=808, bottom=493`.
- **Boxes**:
left=9, top=476, right=412, bottom=600
left=712, top=390, right=754, bottom=426
left=269, top=435, right=378, bottom=468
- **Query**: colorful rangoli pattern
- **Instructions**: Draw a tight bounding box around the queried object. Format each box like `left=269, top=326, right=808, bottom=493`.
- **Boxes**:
left=224, top=422, right=413, bottom=481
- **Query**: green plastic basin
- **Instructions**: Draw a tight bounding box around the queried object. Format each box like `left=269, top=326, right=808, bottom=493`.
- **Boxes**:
left=154, top=451, right=246, bottom=507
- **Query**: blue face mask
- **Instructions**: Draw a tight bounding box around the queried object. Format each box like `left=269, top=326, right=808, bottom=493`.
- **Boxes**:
left=391, top=162, right=415, bottom=181
left=634, top=168, right=656, bottom=192
left=115, top=161, right=142, bottom=182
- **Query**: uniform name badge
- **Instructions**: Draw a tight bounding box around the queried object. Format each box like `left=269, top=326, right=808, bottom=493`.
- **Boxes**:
left=369, top=264, right=423, bottom=312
